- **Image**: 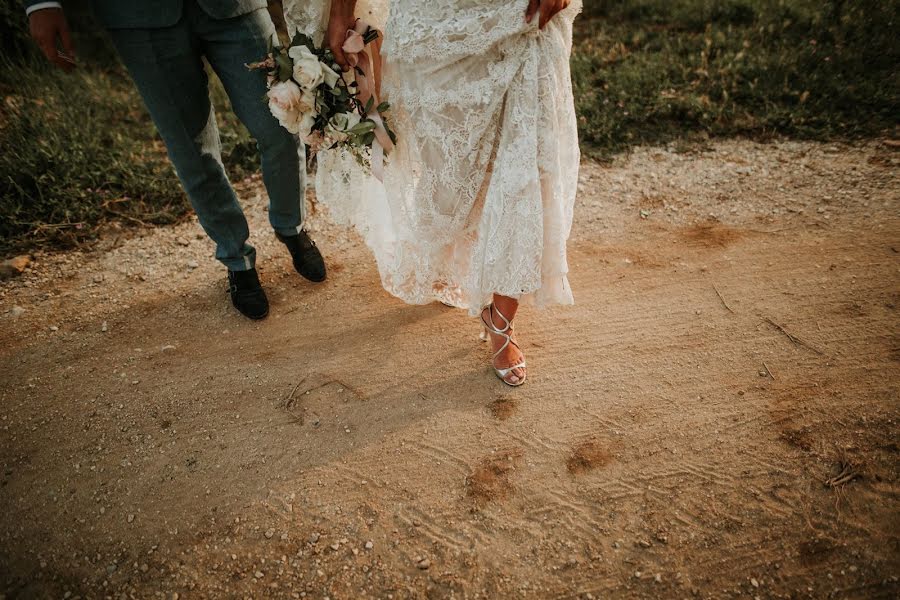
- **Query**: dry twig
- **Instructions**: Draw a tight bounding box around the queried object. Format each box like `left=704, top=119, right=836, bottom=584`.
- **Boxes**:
left=713, top=285, right=734, bottom=313
left=825, top=462, right=861, bottom=488
left=763, top=317, right=825, bottom=355
left=284, top=376, right=307, bottom=409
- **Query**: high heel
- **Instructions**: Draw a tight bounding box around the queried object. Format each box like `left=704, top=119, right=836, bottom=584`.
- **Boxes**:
left=480, top=304, right=527, bottom=387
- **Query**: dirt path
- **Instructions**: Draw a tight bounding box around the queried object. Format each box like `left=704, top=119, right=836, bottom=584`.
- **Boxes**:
left=1, top=139, right=898, bottom=599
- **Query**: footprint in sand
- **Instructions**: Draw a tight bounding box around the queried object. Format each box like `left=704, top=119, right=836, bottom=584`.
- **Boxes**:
left=566, top=440, right=612, bottom=475
left=489, top=395, right=518, bottom=421
left=465, top=448, right=523, bottom=506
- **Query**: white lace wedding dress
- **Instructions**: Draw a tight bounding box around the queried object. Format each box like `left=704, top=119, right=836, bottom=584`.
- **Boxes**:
left=285, top=0, right=582, bottom=314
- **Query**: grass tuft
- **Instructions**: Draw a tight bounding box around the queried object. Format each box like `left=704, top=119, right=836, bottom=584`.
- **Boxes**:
left=573, top=0, right=900, bottom=158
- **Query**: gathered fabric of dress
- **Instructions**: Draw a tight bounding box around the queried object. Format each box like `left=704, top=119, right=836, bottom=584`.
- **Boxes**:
left=285, top=0, right=582, bottom=315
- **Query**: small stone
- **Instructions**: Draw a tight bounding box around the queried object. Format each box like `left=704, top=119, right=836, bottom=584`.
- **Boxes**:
left=654, top=573, right=663, bottom=583
left=127, top=514, right=135, bottom=523
left=161, top=345, right=177, bottom=352
left=176, top=237, right=190, bottom=247
left=265, top=529, right=275, bottom=539
left=751, top=577, right=759, bottom=588
left=186, top=260, right=199, bottom=270
left=364, top=541, right=374, bottom=550
left=329, top=542, right=340, bottom=551
left=106, top=563, right=117, bottom=575
left=254, top=571, right=264, bottom=579
left=9, top=306, right=25, bottom=318
left=101, top=321, right=108, bottom=333
left=308, top=532, right=320, bottom=544
left=49, top=326, right=59, bottom=332
left=93, top=274, right=104, bottom=283
left=638, top=540, right=652, bottom=548
left=416, top=557, right=430, bottom=570
left=0, top=256, right=31, bottom=279
left=140, top=563, right=149, bottom=573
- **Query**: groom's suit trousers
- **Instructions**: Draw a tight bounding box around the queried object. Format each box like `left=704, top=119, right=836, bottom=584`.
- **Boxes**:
left=107, top=0, right=305, bottom=270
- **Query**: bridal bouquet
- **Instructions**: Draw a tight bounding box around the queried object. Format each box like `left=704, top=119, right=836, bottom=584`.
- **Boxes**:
left=249, top=25, right=396, bottom=176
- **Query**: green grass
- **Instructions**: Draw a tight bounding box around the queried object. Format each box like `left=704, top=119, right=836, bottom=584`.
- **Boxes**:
left=0, top=60, right=185, bottom=250
left=573, top=0, right=899, bottom=157
left=1, top=0, right=898, bottom=254
left=0, top=2, right=260, bottom=254
left=0, top=54, right=259, bottom=253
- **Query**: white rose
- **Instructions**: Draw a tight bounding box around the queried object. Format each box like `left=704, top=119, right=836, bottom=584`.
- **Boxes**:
left=321, top=63, right=341, bottom=89
left=329, top=111, right=361, bottom=133
left=324, top=124, right=348, bottom=144
left=267, top=80, right=305, bottom=133
left=288, top=45, right=324, bottom=91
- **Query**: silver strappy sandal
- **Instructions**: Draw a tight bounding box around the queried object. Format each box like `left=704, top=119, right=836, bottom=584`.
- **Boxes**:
left=480, top=304, right=527, bottom=387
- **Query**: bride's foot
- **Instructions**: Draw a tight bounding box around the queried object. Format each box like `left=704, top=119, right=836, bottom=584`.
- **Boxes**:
left=481, top=304, right=527, bottom=387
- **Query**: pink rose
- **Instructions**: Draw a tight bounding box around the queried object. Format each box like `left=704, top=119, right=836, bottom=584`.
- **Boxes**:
left=267, top=80, right=314, bottom=134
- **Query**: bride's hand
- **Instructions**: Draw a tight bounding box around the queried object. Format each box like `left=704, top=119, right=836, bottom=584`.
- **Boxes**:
left=525, top=0, right=571, bottom=29
left=328, top=0, right=358, bottom=71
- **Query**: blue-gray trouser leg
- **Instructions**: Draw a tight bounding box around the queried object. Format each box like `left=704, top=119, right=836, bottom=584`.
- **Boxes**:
left=194, top=7, right=307, bottom=237
left=108, top=6, right=302, bottom=270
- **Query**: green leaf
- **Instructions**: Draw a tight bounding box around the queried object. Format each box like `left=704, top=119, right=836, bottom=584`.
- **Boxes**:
left=363, top=28, right=380, bottom=45
left=384, top=122, right=397, bottom=145
left=347, top=120, right=376, bottom=135
left=290, top=32, right=315, bottom=52
left=365, top=97, right=375, bottom=114
left=376, top=101, right=390, bottom=113
left=275, top=53, right=293, bottom=82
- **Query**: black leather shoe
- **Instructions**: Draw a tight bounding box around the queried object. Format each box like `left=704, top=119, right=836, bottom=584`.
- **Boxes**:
left=276, top=230, right=326, bottom=282
left=227, top=268, right=269, bottom=320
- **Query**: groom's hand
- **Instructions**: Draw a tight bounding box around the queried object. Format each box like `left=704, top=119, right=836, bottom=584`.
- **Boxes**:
left=29, top=8, right=76, bottom=71
left=327, top=0, right=357, bottom=70
left=526, top=0, right=571, bottom=30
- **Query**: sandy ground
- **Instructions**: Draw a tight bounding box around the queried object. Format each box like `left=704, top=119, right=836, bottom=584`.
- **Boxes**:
left=0, top=139, right=898, bottom=599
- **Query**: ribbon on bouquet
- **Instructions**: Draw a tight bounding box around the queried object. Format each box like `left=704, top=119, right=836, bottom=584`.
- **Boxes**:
left=342, top=20, right=395, bottom=182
